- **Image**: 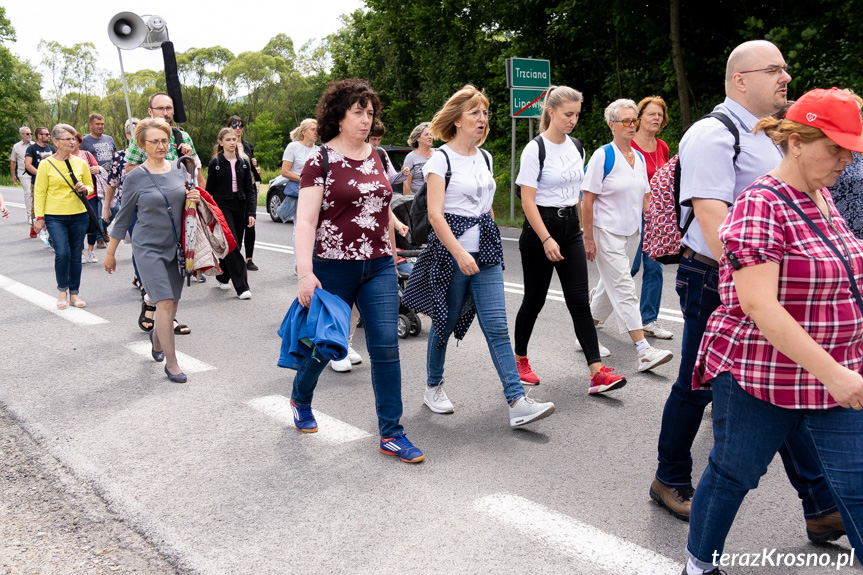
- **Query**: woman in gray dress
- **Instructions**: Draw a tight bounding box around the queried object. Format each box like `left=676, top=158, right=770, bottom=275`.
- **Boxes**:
left=103, top=118, right=200, bottom=383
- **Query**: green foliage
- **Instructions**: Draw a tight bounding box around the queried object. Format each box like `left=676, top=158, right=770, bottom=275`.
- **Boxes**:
left=250, top=111, right=287, bottom=169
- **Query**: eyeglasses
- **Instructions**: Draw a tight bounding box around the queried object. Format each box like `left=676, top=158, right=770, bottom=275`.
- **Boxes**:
left=231, top=122, right=244, bottom=129
left=151, top=106, right=174, bottom=113
left=22, top=132, right=31, bottom=135
left=55, top=137, right=76, bottom=142
left=739, top=65, right=791, bottom=76
left=615, top=118, right=641, bottom=127
left=465, top=109, right=492, bottom=119
left=145, top=139, right=170, bottom=148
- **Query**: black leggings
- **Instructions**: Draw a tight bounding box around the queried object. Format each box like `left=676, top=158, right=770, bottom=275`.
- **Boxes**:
left=514, top=206, right=601, bottom=365
left=214, top=196, right=250, bottom=294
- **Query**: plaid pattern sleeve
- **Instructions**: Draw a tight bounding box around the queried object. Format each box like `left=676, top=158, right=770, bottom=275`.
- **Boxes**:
left=693, top=175, right=863, bottom=409
left=124, top=137, right=146, bottom=165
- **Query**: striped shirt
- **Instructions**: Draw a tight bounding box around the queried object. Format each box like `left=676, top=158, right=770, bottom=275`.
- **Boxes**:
left=694, top=175, right=863, bottom=409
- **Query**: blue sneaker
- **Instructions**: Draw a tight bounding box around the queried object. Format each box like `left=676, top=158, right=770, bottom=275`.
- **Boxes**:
left=379, top=434, right=425, bottom=463
left=290, top=399, right=318, bottom=433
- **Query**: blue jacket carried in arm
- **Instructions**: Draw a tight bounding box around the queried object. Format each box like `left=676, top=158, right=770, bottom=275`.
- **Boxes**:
left=277, top=289, right=351, bottom=370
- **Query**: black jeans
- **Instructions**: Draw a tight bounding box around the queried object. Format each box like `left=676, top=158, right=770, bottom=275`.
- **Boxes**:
left=214, top=196, right=250, bottom=294
left=514, top=206, right=601, bottom=365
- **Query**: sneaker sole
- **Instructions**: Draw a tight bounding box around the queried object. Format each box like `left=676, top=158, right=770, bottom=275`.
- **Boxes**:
left=638, top=351, right=674, bottom=372
left=510, top=403, right=555, bottom=427
left=294, top=424, right=318, bottom=433
left=649, top=484, right=690, bottom=522
left=330, top=363, right=352, bottom=372
left=423, top=398, right=454, bottom=414
left=378, top=447, right=426, bottom=463
left=519, top=379, right=540, bottom=386
left=589, top=377, right=627, bottom=395
left=645, top=331, right=674, bottom=340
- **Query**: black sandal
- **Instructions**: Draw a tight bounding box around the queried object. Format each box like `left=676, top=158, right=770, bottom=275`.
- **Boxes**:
left=173, top=320, right=191, bottom=335
left=138, top=301, right=156, bottom=332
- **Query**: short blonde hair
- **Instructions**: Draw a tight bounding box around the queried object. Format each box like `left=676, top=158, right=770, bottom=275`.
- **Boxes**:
left=134, top=118, right=171, bottom=149
left=754, top=117, right=826, bottom=153
left=429, top=85, right=490, bottom=145
left=290, top=118, right=317, bottom=142
left=407, top=122, right=431, bottom=147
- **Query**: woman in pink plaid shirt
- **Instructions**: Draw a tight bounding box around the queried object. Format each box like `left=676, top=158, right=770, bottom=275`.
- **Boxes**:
left=681, top=88, right=863, bottom=575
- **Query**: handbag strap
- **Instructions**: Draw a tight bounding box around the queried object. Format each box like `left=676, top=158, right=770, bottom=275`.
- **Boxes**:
left=140, top=165, right=183, bottom=249
left=749, top=184, right=863, bottom=316
left=46, top=158, right=88, bottom=207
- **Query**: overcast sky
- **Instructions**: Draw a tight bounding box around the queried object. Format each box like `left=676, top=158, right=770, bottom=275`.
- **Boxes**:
left=6, top=0, right=365, bottom=86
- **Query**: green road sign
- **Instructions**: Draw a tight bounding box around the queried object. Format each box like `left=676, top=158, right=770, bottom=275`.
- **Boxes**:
left=511, top=88, right=547, bottom=118
left=507, top=58, right=551, bottom=89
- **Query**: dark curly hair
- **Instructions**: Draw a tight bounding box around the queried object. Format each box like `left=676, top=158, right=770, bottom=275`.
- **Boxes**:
left=315, top=78, right=381, bottom=143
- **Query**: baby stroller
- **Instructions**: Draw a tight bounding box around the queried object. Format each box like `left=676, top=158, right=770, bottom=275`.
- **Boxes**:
left=396, top=249, right=423, bottom=338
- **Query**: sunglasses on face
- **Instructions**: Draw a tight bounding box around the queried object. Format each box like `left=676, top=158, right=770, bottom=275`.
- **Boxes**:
left=231, top=122, right=244, bottom=129
left=615, top=118, right=641, bottom=127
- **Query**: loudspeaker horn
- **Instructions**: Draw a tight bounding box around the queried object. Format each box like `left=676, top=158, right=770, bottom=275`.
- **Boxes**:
left=108, top=12, right=147, bottom=50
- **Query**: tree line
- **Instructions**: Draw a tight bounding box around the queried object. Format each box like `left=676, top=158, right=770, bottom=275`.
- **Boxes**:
left=3, top=1, right=862, bottom=193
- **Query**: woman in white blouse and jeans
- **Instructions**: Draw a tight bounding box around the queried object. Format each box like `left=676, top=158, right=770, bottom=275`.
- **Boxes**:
left=404, top=85, right=555, bottom=428
left=581, top=99, right=673, bottom=373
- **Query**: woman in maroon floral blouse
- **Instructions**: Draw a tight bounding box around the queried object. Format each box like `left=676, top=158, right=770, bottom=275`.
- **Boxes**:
left=289, top=78, right=424, bottom=464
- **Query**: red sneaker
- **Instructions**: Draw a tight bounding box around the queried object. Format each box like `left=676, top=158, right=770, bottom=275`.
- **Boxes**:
left=589, top=365, right=627, bottom=395
left=516, top=356, right=540, bottom=386
left=29, top=225, right=38, bottom=238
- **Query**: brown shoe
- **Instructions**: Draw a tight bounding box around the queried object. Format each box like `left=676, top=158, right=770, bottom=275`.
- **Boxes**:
left=96, top=240, right=107, bottom=249
left=806, top=511, right=845, bottom=543
left=650, top=477, right=694, bottom=521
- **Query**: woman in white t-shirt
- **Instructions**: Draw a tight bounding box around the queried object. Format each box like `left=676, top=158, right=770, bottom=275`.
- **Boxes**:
left=279, top=119, right=318, bottom=223
left=401, top=122, right=434, bottom=195
left=403, top=85, right=555, bottom=429
left=514, top=86, right=627, bottom=396
left=581, top=99, right=673, bottom=373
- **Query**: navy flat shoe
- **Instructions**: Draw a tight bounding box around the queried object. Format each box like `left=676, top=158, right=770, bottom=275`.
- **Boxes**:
left=165, top=365, right=187, bottom=383
left=149, top=331, right=165, bottom=362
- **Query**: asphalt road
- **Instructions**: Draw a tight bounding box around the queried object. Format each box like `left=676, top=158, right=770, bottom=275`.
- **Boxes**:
left=0, top=184, right=856, bottom=574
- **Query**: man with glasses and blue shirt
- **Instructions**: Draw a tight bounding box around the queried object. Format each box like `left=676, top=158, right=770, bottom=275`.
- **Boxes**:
left=647, top=42, right=845, bottom=575
left=125, top=92, right=204, bottom=188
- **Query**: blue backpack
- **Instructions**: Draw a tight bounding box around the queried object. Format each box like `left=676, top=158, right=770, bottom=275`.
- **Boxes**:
left=598, top=142, right=644, bottom=180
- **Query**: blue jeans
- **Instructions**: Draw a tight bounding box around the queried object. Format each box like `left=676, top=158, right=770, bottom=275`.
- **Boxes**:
left=426, top=253, right=525, bottom=404
left=630, top=219, right=663, bottom=324
left=44, top=213, right=89, bottom=294
left=656, top=254, right=836, bottom=517
left=291, top=255, right=404, bottom=438
left=687, top=371, right=863, bottom=569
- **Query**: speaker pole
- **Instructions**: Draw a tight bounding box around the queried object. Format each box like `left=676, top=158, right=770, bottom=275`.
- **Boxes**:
left=117, top=46, right=133, bottom=133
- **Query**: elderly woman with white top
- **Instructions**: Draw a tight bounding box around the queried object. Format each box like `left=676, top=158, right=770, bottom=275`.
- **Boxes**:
left=581, top=99, right=673, bottom=372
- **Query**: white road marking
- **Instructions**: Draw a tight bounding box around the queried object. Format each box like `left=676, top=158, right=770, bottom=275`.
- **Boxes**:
left=247, top=395, right=372, bottom=444
left=475, top=493, right=682, bottom=575
left=125, top=342, right=215, bottom=373
left=6, top=201, right=24, bottom=208
left=254, top=240, right=294, bottom=255
left=0, top=274, right=109, bottom=326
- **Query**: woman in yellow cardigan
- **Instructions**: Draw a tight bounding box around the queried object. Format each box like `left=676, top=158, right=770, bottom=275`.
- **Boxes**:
left=32, top=124, right=94, bottom=309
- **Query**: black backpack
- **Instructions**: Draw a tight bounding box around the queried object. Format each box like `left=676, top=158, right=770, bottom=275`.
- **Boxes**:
left=409, top=148, right=492, bottom=245
left=515, top=135, right=585, bottom=199
left=376, top=147, right=389, bottom=172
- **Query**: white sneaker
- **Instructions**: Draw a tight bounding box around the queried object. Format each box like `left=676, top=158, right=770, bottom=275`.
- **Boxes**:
left=86, top=250, right=98, bottom=264
left=330, top=357, right=352, bottom=372
left=574, top=338, right=611, bottom=357
left=643, top=321, right=674, bottom=340
left=638, top=346, right=674, bottom=372
left=238, top=290, right=252, bottom=300
left=509, top=396, right=555, bottom=427
left=424, top=382, right=454, bottom=414
left=217, top=281, right=231, bottom=290
left=346, top=346, right=362, bottom=365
